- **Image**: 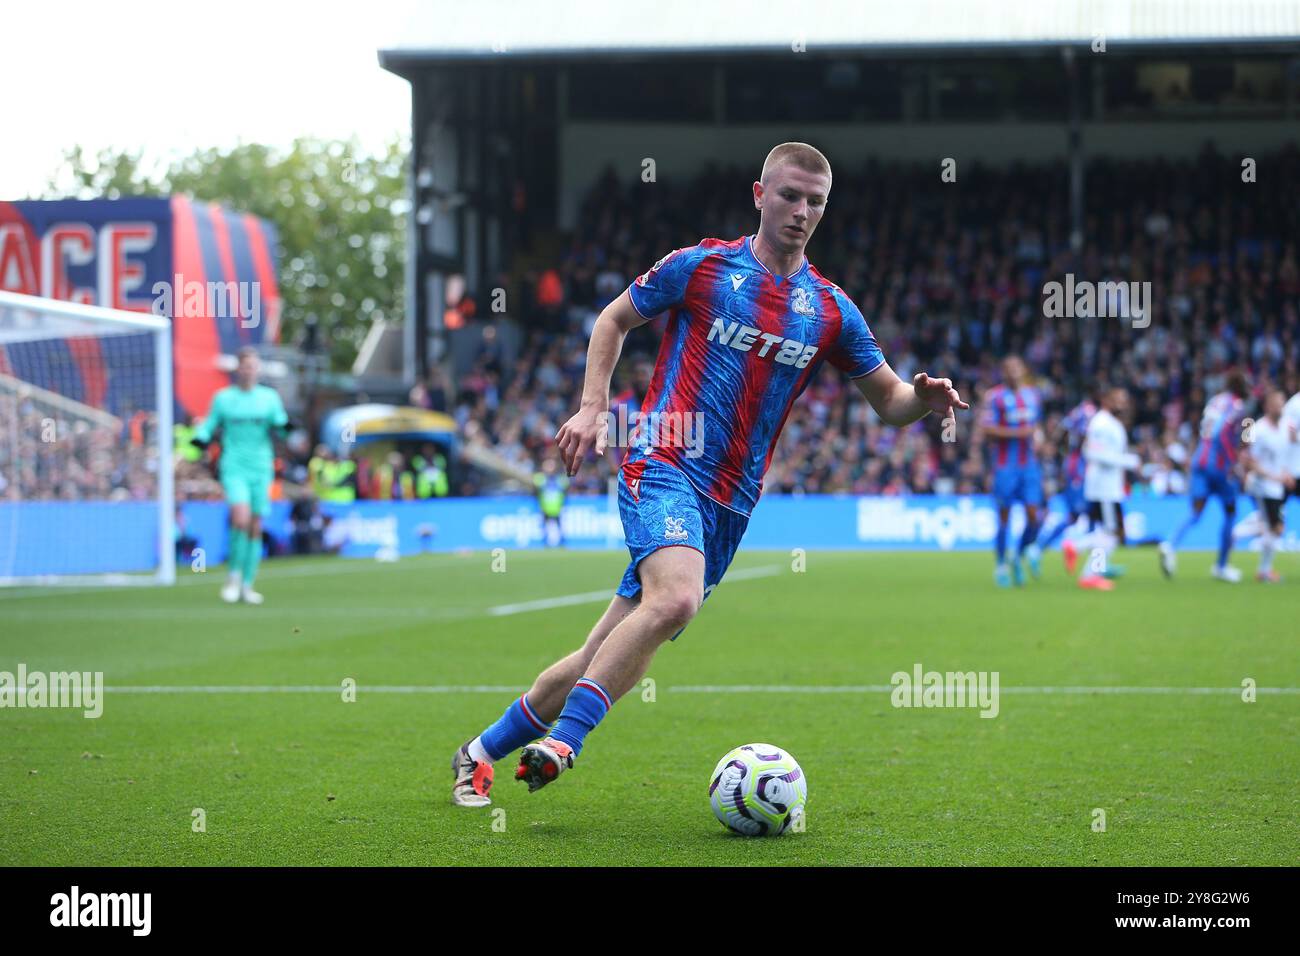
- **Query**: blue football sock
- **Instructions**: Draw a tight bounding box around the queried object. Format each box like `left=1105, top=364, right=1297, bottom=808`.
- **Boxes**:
left=995, top=520, right=1009, bottom=564
left=1217, top=518, right=1233, bottom=568
left=1170, top=512, right=1198, bottom=548
left=1038, top=515, right=1070, bottom=550
left=549, top=678, right=613, bottom=757
left=1017, top=519, right=1039, bottom=557
left=478, top=694, right=550, bottom=762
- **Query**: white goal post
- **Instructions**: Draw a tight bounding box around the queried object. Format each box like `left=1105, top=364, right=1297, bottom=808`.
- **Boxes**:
left=0, top=290, right=174, bottom=586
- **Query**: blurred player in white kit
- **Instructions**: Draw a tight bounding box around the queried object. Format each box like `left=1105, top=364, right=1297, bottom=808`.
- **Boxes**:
left=1242, top=390, right=1295, bottom=582
left=1079, top=387, right=1139, bottom=590
left=1285, top=389, right=1300, bottom=500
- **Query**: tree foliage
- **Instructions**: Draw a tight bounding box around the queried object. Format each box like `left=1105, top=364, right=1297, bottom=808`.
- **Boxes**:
left=45, top=139, right=409, bottom=370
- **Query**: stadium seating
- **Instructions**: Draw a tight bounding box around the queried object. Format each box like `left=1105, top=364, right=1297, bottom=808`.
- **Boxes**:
left=433, top=146, right=1299, bottom=498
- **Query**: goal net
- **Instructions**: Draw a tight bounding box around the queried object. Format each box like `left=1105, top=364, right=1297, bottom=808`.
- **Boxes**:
left=0, top=290, right=174, bottom=585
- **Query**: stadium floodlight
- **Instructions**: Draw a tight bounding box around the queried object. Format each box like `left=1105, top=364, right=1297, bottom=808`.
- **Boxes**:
left=0, top=290, right=175, bottom=586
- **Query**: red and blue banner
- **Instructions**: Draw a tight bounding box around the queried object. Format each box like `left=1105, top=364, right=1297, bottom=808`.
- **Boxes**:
left=0, top=197, right=280, bottom=418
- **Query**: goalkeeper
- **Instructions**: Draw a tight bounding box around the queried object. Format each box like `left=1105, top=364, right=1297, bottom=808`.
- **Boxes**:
left=192, top=347, right=289, bottom=605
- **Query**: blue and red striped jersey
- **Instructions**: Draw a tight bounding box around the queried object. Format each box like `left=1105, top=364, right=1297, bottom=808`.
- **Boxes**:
left=1194, top=392, right=1248, bottom=472
left=1060, top=399, right=1098, bottom=483
left=981, top=384, right=1043, bottom=468
left=623, top=235, right=886, bottom=515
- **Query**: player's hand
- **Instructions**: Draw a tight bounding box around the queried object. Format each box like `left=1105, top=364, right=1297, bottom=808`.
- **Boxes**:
left=190, top=436, right=210, bottom=450
left=555, top=403, right=610, bottom=477
left=912, top=372, right=970, bottom=420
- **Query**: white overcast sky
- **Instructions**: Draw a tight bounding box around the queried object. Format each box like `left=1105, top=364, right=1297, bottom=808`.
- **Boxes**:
left=6, top=0, right=1296, bottom=198
left=1, top=0, right=427, bottom=199
left=2, top=0, right=715, bottom=199
left=3, top=0, right=699, bottom=199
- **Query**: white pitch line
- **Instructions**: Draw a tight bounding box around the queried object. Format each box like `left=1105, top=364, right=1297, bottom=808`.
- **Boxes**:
left=0, top=550, right=588, bottom=601
left=486, top=564, right=785, bottom=616
left=487, top=588, right=621, bottom=617
left=672, top=685, right=1300, bottom=695
left=711, top=565, right=787, bottom=583
left=86, top=683, right=1300, bottom=695
left=101, top=685, right=523, bottom=694
left=2, top=606, right=474, bottom=621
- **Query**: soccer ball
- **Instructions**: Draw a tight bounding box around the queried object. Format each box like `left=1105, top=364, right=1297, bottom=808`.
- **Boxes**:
left=708, top=743, right=807, bottom=836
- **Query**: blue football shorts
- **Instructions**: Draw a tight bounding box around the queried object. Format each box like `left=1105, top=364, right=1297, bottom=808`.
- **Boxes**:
left=1189, top=466, right=1238, bottom=507
left=615, top=458, right=749, bottom=638
left=992, top=462, right=1045, bottom=509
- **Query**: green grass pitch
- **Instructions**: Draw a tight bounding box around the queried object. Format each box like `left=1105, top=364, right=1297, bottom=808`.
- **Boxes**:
left=2, top=547, right=1296, bottom=866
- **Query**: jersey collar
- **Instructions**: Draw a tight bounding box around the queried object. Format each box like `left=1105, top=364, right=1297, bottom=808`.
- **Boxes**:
left=746, top=234, right=808, bottom=283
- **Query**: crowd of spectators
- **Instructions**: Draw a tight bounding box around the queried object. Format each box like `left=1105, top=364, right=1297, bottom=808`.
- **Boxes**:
left=0, top=392, right=160, bottom=501
left=10, top=145, right=1299, bottom=506
left=175, top=427, right=451, bottom=504
left=441, top=143, right=1300, bottom=498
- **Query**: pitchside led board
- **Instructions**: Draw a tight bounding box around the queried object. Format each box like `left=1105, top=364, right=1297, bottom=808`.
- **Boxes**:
left=0, top=197, right=281, bottom=419
left=180, top=494, right=1300, bottom=561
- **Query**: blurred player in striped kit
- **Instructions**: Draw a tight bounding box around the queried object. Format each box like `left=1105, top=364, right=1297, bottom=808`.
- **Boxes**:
left=981, top=356, right=1045, bottom=586
left=1160, top=370, right=1252, bottom=582
left=1036, top=392, right=1098, bottom=575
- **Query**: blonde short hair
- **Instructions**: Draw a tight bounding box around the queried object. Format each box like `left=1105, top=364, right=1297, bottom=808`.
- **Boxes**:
left=760, top=142, right=832, bottom=187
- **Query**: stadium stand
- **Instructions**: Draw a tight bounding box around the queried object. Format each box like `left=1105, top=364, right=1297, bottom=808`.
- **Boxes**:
left=421, top=145, right=1300, bottom=499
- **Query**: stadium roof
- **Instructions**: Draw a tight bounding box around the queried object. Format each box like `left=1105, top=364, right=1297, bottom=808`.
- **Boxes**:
left=380, top=0, right=1300, bottom=71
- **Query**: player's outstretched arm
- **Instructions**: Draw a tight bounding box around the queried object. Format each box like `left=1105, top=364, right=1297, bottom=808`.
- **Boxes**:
left=1243, top=448, right=1289, bottom=488
left=555, top=290, right=649, bottom=476
left=982, top=423, right=1035, bottom=438
left=1084, top=430, right=1140, bottom=470
left=190, top=393, right=224, bottom=449
left=855, top=362, right=969, bottom=428
left=271, top=390, right=291, bottom=437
